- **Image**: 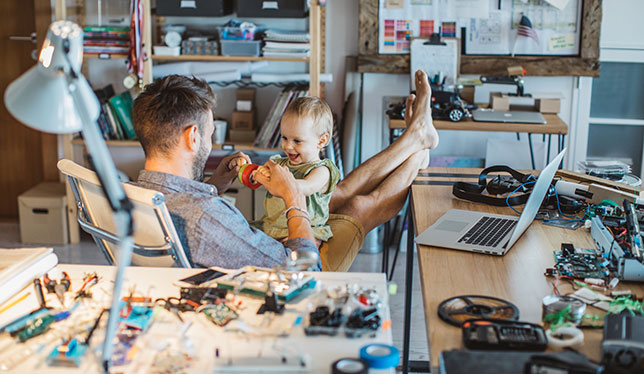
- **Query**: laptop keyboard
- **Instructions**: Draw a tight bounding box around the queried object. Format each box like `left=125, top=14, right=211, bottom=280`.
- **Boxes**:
left=457, top=217, right=517, bottom=248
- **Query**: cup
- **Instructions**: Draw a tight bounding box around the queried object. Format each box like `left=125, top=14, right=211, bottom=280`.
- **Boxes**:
left=213, top=120, right=227, bottom=144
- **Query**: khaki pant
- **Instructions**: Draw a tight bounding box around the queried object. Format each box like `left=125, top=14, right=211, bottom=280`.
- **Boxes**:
left=319, top=214, right=365, bottom=272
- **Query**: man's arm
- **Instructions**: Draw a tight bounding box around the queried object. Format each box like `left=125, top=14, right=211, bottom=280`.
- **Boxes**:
left=205, top=152, right=251, bottom=193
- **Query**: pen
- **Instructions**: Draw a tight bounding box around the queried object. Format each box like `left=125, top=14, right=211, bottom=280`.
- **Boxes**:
left=0, top=292, right=31, bottom=315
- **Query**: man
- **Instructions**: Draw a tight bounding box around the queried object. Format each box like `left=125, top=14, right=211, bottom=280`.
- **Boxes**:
left=132, top=70, right=438, bottom=271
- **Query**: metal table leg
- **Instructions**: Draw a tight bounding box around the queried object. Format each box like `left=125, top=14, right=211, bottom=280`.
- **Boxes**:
left=402, top=199, right=414, bottom=374
left=528, top=133, right=536, bottom=170
left=401, top=195, right=431, bottom=373
left=546, top=134, right=552, bottom=164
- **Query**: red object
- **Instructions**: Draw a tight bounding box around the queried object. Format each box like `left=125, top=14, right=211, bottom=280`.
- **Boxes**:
left=359, top=295, right=370, bottom=305
left=239, top=164, right=261, bottom=189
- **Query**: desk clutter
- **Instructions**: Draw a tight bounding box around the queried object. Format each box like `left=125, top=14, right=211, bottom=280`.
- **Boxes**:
left=0, top=265, right=396, bottom=373
left=433, top=181, right=644, bottom=373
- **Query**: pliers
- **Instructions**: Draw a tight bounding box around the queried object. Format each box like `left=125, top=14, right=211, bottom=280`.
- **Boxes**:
left=44, top=272, right=71, bottom=307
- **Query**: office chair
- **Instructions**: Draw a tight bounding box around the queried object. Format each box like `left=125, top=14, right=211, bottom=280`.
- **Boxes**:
left=58, top=159, right=192, bottom=268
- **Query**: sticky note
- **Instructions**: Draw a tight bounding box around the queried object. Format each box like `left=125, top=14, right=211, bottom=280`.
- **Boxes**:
left=545, top=0, right=570, bottom=11
left=386, top=0, right=404, bottom=8
left=548, top=34, right=575, bottom=51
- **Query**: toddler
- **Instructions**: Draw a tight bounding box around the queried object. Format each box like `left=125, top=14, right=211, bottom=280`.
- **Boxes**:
left=231, top=97, right=340, bottom=245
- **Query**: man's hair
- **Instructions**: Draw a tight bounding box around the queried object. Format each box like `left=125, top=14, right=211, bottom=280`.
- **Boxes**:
left=282, top=96, right=333, bottom=137
left=132, top=75, right=215, bottom=157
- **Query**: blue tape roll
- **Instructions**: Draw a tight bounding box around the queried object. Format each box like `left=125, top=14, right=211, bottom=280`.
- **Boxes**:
left=359, top=343, right=399, bottom=369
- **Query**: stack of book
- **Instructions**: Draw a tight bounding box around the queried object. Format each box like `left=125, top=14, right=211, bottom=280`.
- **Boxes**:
left=94, top=85, right=136, bottom=141
left=262, top=29, right=310, bottom=58
left=83, top=26, right=130, bottom=57
left=254, top=86, right=308, bottom=148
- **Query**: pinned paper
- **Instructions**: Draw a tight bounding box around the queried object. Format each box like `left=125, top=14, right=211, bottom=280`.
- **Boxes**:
left=548, top=33, right=575, bottom=51
left=448, top=0, right=489, bottom=20
left=386, top=0, right=404, bottom=8
left=545, top=0, right=571, bottom=11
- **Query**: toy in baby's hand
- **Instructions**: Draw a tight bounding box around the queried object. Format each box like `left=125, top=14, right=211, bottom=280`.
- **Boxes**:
left=238, top=163, right=262, bottom=189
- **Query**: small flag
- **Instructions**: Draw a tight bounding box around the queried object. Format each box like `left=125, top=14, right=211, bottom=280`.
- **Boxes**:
left=517, top=15, right=539, bottom=44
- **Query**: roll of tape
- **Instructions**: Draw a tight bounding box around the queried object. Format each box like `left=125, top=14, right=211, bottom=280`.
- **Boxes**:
left=546, top=326, right=584, bottom=349
left=332, top=358, right=368, bottom=374
left=359, top=343, right=399, bottom=369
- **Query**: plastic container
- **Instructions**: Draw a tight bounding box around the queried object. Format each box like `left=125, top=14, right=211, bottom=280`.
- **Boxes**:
left=236, top=0, right=308, bottom=18
left=156, top=0, right=233, bottom=17
left=220, top=40, right=261, bottom=57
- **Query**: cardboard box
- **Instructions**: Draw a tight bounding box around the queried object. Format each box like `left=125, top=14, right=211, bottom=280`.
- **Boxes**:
left=229, top=129, right=257, bottom=143
left=18, top=182, right=68, bottom=245
left=460, top=86, right=475, bottom=104
left=490, top=92, right=510, bottom=111
left=231, top=110, right=256, bottom=130
left=536, top=98, right=561, bottom=114
left=236, top=88, right=256, bottom=103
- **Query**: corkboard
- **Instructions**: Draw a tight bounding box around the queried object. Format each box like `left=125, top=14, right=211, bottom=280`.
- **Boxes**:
left=357, top=0, right=601, bottom=77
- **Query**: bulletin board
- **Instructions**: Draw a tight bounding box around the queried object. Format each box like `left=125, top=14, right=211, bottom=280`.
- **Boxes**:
left=357, top=0, right=601, bottom=76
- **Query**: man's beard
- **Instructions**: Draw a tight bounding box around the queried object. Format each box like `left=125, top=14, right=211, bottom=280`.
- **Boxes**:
left=192, top=141, right=210, bottom=181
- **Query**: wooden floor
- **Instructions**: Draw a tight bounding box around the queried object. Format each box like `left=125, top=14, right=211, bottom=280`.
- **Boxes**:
left=0, top=221, right=430, bottom=370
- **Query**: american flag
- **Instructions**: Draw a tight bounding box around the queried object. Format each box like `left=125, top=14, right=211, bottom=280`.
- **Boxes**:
left=517, top=14, right=539, bottom=44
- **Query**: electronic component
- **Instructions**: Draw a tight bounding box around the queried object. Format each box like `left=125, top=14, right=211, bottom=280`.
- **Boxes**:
left=45, top=338, right=88, bottom=367
left=305, top=306, right=345, bottom=336
left=542, top=295, right=586, bottom=325
left=552, top=244, right=608, bottom=279
left=179, top=269, right=227, bottom=286
left=345, top=308, right=381, bottom=338
left=462, top=319, right=547, bottom=351
left=202, top=303, right=238, bottom=327
left=215, top=267, right=316, bottom=301
left=180, top=287, right=227, bottom=304
left=437, top=295, right=519, bottom=327
left=602, top=313, right=644, bottom=374
left=590, top=215, right=644, bottom=281
left=624, top=199, right=643, bottom=260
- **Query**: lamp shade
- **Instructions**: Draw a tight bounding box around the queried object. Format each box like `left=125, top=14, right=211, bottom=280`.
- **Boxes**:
left=4, top=20, right=99, bottom=134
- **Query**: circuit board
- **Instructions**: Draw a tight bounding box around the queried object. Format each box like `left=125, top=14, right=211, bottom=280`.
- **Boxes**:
left=553, top=247, right=608, bottom=279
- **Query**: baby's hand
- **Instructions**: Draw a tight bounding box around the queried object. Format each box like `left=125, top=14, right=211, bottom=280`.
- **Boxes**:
left=250, top=166, right=271, bottom=183
left=228, top=157, right=248, bottom=171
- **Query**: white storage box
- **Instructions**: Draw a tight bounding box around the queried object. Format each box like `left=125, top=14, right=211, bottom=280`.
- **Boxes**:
left=18, top=183, right=68, bottom=245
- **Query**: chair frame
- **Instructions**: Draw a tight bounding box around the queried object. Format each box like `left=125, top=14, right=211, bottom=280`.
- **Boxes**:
left=62, top=161, right=191, bottom=268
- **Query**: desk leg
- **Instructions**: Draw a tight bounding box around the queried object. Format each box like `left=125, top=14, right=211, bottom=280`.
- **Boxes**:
left=559, top=134, right=566, bottom=168
left=528, top=133, right=536, bottom=170
left=546, top=134, right=552, bottom=164
left=402, top=199, right=414, bottom=374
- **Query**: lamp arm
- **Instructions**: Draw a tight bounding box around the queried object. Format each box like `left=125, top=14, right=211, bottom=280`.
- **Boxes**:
left=65, top=70, right=134, bottom=374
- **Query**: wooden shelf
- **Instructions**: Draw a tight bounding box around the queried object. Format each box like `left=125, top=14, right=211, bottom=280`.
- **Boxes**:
left=151, top=55, right=309, bottom=63
left=83, top=53, right=129, bottom=60
left=71, top=138, right=280, bottom=152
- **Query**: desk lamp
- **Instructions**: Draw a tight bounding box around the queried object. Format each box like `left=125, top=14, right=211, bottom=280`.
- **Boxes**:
left=5, top=20, right=133, bottom=373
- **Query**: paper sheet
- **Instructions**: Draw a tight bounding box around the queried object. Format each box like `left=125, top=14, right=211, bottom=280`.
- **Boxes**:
left=378, top=0, right=437, bottom=54
left=410, top=38, right=459, bottom=88
left=448, top=0, right=489, bottom=19
left=466, top=10, right=511, bottom=54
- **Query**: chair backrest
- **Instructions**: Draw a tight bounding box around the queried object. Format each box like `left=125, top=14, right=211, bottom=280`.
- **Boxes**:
left=57, top=159, right=192, bottom=268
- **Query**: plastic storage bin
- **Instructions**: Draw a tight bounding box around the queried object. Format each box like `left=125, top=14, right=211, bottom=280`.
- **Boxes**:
left=220, top=40, right=261, bottom=57
left=236, top=0, right=307, bottom=18
left=156, top=0, right=233, bottom=17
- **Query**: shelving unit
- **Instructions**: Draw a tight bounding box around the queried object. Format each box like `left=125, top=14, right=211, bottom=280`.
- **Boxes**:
left=60, top=0, right=326, bottom=243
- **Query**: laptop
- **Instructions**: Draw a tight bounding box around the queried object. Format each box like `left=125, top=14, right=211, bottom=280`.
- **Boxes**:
left=472, top=110, right=546, bottom=124
left=415, top=149, right=566, bottom=255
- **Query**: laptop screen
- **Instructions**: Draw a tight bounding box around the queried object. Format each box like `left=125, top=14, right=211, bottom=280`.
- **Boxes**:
left=505, top=149, right=566, bottom=248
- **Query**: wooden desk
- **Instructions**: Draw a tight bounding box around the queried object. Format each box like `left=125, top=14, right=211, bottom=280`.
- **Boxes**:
left=389, top=114, right=568, bottom=169
left=401, top=167, right=644, bottom=372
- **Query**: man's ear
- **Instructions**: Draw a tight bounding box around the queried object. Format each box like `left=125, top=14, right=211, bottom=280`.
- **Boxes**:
left=183, top=125, right=200, bottom=152
left=318, top=132, right=330, bottom=149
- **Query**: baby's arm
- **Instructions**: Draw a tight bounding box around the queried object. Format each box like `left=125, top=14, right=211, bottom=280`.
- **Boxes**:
left=294, top=166, right=331, bottom=196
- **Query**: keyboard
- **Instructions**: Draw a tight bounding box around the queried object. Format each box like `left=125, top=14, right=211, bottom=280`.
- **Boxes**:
left=458, top=217, right=517, bottom=248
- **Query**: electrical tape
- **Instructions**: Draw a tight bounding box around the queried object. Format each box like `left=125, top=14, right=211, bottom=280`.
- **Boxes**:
left=546, top=326, right=584, bottom=349
left=359, top=343, right=399, bottom=369
left=332, top=358, right=368, bottom=374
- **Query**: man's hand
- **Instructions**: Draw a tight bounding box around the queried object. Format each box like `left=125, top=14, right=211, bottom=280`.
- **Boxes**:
left=206, top=152, right=251, bottom=193
left=254, top=161, right=302, bottom=206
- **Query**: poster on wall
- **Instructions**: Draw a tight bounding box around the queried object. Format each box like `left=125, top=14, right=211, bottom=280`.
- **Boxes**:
left=378, top=0, right=581, bottom=56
